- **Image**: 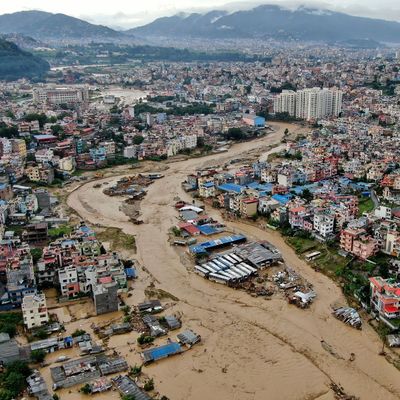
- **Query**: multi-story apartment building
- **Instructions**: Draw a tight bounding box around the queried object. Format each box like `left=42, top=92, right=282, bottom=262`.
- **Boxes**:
left=273, top=90, right=296, bottom=116
left=22, top=293, right=49, bottom=330
left=11, top=139, right=27, bottom=158
left=58, top=266, right=80, bottom=298
left=274, top=87, right=342, bottom=120
left=340, top=228, right=378, bottom=260
left=370, top=277, right=400, bottom=324
left=313, top=213, right=335, bottom=238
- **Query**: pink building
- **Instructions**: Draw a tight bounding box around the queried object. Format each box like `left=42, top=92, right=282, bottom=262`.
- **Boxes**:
left=340, top=228, right=378, bottom=260
left=370, top=277, right=400, bottom=321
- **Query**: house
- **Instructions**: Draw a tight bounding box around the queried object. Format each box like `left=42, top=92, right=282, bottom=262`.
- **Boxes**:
left=240, top=197, right=258, bottom=218
left=313, top=213, right=335, bottom=238
left=199, top=181, right=215, bottom=198
left=22, top=223, right=48, bottom=244
left=370, top=277, right=400, bottom=326
left=177, top=329, right=201, bottom=347
left=289, top=206, right=307, bottom=228
left=112, top=375, right=151, bottom=400
left=242, top=114, right=265, bottom=128
left=93, top=281, right=119, bottom=315
left=340, top=228, right=378, bottom=259
left=22, top=293, right=49, bottom=330
left=0, top=332, right=29, bottom=365
left=58, top=266, right=79, bottom=298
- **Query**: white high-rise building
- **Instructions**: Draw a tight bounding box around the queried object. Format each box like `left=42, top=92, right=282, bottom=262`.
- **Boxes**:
left=273, top=90, right=296, bottom=116
left=273, top=87, right=342, bottom=121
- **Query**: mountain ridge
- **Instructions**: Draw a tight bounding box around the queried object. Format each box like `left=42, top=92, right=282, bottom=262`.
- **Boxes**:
left=0, top=10, right=123, bottom=40
left=0, top=38, right=49, bottom=81
left=127, top=4, right=400, bottom=42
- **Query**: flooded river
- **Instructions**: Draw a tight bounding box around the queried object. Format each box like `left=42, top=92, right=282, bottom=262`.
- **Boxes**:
left=66, top=122, right=400, bottom=400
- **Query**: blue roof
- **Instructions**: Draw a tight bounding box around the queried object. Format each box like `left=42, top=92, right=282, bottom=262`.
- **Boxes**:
left=197, top=225, right=219, bottom=235
left=144, top=342, right=182, bottom=361
left=291, top=183, right=318, bottom=195
left=33, top=134, right=56, bottom=140
left=272, top=194, right=292, bottom=204
left=217, top=183, right=243, bottom=193
left=246, top=182, right=273, bottom=192
left=202, top=182, right=215, bottom=188
left=125, top=268, right=137, bottom=278
left=189, top=234, right=246, bottom=254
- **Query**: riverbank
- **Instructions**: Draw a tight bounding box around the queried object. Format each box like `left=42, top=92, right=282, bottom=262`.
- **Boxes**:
left=65, top=122, right=400, bottom=400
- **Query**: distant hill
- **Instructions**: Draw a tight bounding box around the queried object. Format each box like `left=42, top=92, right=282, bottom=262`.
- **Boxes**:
left=0, top=33, right=45, bottom=49
left=0, top=10, right=122, bottom=41
left=128, top=5, right=400, bottom=43
left=0, top=38, right=49, bottom=81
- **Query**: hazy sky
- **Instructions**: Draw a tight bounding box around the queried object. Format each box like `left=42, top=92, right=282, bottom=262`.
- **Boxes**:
left=1, top=0, right=400, bottom=29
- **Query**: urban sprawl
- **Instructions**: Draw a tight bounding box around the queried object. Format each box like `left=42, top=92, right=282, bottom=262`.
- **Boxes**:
left=1, top=46, right=400, bottom=400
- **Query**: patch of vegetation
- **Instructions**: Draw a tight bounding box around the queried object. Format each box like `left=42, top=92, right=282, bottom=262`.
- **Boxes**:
left=171, top=227, right=181, bottom=237
left=121, top=395, right=136, bottom=400
left=137, top=334, right=154, bottom=345
left=31, top=327, right=49, bottom=340
left=80, top=383, right=92, bottom=395
left=358, top=196, right=375, bottom=216
left=0, top=312, right=23, bottom=338
left=71, top=329, right=86, bottom=338
left=30, top=248, right=43, bottom=263
left=286, top=236, right=317, bottom=254
left=144, top=287, right=179, bottom=301
left=0, top=39, right=49, bottom=81
left=31, top=349, right=46, bottom=363
left=144, top=378, right=154, bottom=391
left=48, top=224, right=73, bottom=240
left=129, top=364, right=142, bottom=377
left=0, top=361, right=31, bottom=400
left=97, top=228, right=136, bottom=252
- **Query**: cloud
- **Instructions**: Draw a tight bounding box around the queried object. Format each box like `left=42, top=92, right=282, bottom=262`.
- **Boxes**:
left=1, top=0, right=400, bottom=29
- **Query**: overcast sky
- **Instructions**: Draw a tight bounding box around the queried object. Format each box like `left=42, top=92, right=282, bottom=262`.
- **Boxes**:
left=1, top=0, right=400, bottom=29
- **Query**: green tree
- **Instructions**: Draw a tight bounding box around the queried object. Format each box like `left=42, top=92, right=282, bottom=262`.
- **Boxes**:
left=80, top=383, right=92, bottom=394
left=0, top=123, right=18, bottom=138
left=24, top=113, right=47, bottom=128
left=122, top=395, right=136, bottom=400
left=129, top=364, right=142, bottom=376
left=226, top=127, right=244, bottom=141
left=31, top=349, right=46, bottom=363
left=30, top=248, right=43, bottom=263
left=51, top=124, right=64, bottom=136
left=133, top=135, right=144, bottom=145
left=33, top=328, right=48, bottom=340
left=72, top=329, right=86, bottom=338
left=144, top=378, right=154, bottom=391
left=301, top=189, right=313, bottom=202
left=137, top=333, right=154, bottom=345
left=4, top=371, right=26, bottom=396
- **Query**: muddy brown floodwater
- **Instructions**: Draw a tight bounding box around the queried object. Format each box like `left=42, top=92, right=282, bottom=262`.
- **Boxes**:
left=67, top=122, right=400, bottom=400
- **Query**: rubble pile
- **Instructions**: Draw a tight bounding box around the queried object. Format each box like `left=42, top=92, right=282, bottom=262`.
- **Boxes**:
left=103, top=175, right=154, bottom=197
left=272, top=267, right=315, bottom=308
left=332, top=307, right=362, bottom=329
